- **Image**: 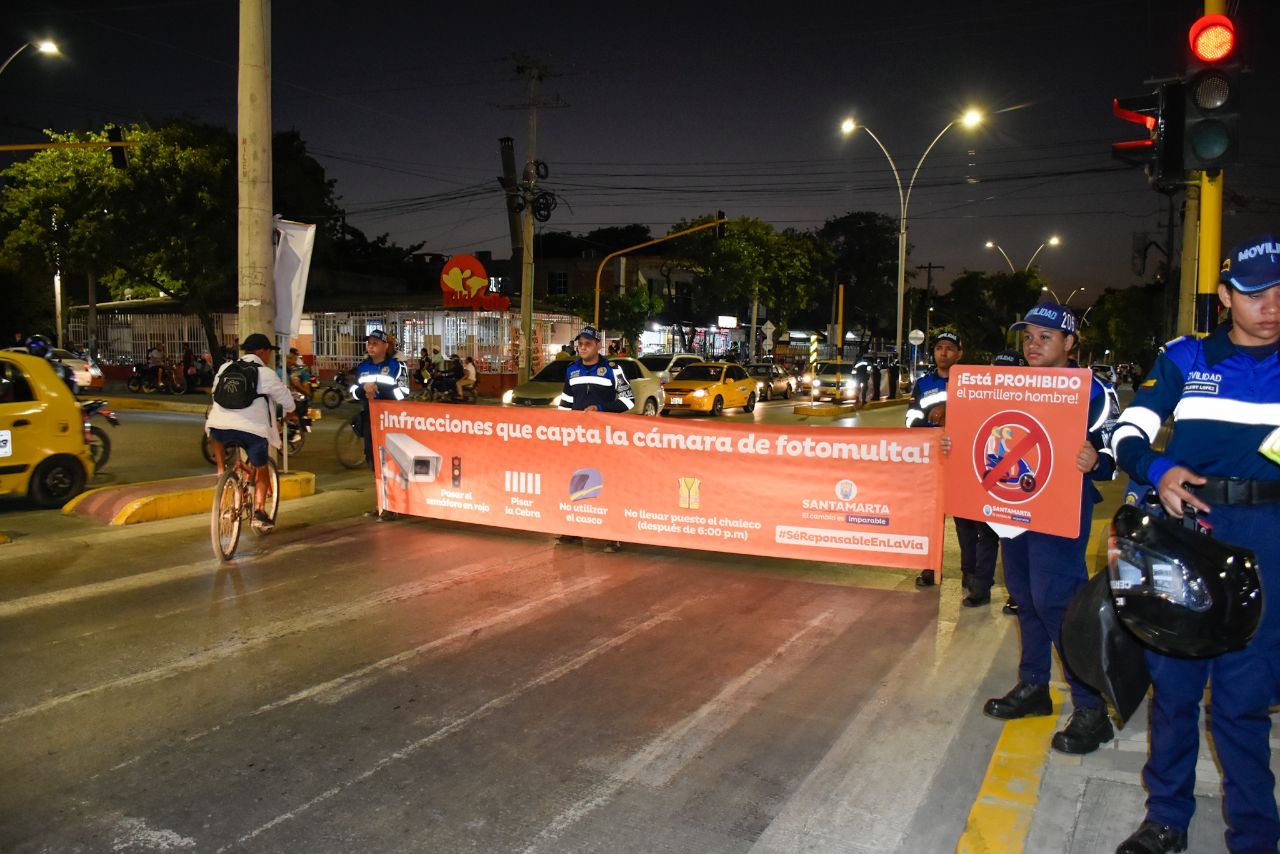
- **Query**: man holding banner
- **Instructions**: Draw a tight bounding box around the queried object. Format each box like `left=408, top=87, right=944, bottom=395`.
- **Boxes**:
left=975, top=303, right=1120, bottom=756
left=906, top=331, right=999, bottom=606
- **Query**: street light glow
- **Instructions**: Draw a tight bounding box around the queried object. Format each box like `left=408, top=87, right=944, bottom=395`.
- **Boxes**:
left=840, top=117, right=856, bottom=136
left=961, top=109, right=983, bottom=128
left=36, top=40, right=59, bottom=55
left=1048, top=235, right=1061, bottom=247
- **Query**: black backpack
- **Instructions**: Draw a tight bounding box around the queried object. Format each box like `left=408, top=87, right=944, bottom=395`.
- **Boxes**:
left=213, top=359, right=260, bottom=409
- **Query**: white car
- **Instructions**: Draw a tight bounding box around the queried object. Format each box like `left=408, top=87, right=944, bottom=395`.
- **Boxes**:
left=4, top=347, right=104, bottom=390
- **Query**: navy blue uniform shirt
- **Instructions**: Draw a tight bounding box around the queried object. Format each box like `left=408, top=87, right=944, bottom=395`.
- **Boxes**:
left=558, top=358, right=635, bottom=412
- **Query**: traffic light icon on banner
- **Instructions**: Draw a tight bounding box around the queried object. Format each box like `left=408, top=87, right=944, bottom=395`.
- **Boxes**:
left=1183, top=13, right=1241, bottom=172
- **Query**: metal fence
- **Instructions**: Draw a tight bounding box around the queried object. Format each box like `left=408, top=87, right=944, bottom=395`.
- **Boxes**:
left=68, top=308, right=582, bottom=374
left=67, top=311, right=237, bottom=365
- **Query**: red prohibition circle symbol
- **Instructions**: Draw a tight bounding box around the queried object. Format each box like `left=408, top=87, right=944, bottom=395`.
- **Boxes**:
left=971, top=410, right=1053, bottom=504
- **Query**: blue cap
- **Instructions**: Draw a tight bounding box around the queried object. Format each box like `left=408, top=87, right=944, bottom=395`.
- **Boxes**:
left=1221, top=235, right=1280, bottom=293
left=576, top=326, right=602, bottom=342
left=933, top=331, right=961, bottom=349
left=367, top=329, right=389, bottom=343
left=992, top=349, right=1027, bottom=366
left=1010, top=302, right=1078, bottom=336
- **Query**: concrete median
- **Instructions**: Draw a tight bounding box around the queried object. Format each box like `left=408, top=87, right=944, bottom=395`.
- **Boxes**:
left=63, top=471, right=316, bottom=526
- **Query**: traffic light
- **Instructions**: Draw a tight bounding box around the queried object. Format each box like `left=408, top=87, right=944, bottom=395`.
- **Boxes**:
left=1183, top=13, right=1241, bottom=172
left=1112, top=82, right=1183, bottom=193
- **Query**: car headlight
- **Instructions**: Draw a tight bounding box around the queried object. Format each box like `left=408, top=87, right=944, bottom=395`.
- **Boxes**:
left=842, top=379, right=855, bottom=388
left=502, top=389, right=514, bottom=404
left=813, top=379, right=823, bottom=387
left=691, top=389, right=706, bottom=398
left=802, top=373, right=812, bottom=383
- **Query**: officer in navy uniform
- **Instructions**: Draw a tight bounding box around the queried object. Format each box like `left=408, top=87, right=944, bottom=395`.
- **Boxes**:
left=906, top=331, right=999, bottom=604
left=557, top=325, right=635, bottom=552
left=1109, top=235, right=1280, bottom=854
left=979, top=302, right=1120, bottom=757
left=350, top=329, right=409, bottom=519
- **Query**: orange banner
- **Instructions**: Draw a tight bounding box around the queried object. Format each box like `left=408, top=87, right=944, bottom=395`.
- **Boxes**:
left=942, top=366, right=1090, bottom=538
left=369, top=401, right=944, bottom=570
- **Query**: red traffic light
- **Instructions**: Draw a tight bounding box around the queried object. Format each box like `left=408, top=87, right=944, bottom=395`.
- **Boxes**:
left=1189, top=14, right=1234, bottom=63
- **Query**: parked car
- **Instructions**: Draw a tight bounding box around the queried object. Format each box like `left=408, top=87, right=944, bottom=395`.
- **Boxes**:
left=1091, top=363, right=1118, bottom=384
left=501, top=356, right=665, bottom=415
left=746, top=363, right=795, bottom=401
left=0, top=350, right=95, bottom=507
left=798, top=360, right=846, bottom=394
left=4, top=346, right=105, bottom=390
left=810, top=362, right=859, bottom=402
left=637, top=353, right=703, bottom=384
left=660, top=362, right=757, bottom=416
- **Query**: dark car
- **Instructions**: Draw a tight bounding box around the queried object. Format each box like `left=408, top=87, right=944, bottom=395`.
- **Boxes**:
left=746, top=363, right=795, bottom=400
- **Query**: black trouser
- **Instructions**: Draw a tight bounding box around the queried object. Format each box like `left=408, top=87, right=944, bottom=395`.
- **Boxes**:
left=954, top=516, right=999, bottom=594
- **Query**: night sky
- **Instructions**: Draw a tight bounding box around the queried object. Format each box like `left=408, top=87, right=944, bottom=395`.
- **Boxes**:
left=3, top=0, right=1278, bottom=306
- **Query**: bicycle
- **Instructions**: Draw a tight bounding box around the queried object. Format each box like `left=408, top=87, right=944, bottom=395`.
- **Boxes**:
left=335, top=417, right=367, bottom=469
left=210, top=441, right=280, bottom=562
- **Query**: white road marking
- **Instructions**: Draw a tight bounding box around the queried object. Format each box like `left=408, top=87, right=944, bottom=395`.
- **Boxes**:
left=223, top=597, right=702, bottom=851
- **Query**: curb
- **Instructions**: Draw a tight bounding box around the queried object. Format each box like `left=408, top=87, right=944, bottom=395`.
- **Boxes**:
left=91, top=394, right=210, bottom=415
left=62, top=471, right=316, bottom=525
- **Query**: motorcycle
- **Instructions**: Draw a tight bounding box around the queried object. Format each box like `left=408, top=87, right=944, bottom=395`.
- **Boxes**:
left=320, top=370, right=352, bottom=410
left=126, top=362, right=186, bottom=395
left=81, top=399, right=119, bottom=470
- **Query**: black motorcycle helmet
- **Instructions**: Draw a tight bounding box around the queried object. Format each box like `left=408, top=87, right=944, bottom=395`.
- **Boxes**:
left=1108, top=503, right=1263, bottom=658
left=25, top=334, right=52, bottom=359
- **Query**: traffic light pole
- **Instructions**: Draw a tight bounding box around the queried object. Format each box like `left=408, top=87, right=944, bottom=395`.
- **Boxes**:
left=1194, top=0, right=1227, bottom=335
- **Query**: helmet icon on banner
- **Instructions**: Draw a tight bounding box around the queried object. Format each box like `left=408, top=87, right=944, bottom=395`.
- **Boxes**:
left=972, top=410, right=1053, bottom=504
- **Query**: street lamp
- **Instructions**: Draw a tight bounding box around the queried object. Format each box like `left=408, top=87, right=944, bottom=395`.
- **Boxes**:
left=841, top=108, right=983, bottom=379
left=1041, top=285, right=1084, bottom=305
left=0, top=40, right=59, bottom=78
left=985, top=235, right=1060, bottom=272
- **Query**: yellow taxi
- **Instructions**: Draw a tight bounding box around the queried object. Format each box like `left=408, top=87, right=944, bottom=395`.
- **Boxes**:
left=0, top=350, right=95, bottom=508
left=660, top=362, right=757, bottom=416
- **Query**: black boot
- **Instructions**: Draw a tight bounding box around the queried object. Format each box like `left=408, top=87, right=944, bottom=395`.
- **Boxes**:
left=1115, top=821, right=1187, bottom=854
left=962, top=591, right=991, bottom=607
left=915, top=569, right=935, bottom=587
left=1051, top=706, right=1114, bottom=755
left=1002, top=598, right=1019, bottom=615
left=983, top=681, right=1052, bottom=720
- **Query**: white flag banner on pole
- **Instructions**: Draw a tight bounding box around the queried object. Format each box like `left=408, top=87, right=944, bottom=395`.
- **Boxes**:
left=273, top=217, right=316, bottom=336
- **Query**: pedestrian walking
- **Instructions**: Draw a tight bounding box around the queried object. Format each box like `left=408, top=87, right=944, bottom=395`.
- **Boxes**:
left=1108, top=235, right=1280, bottom=854
left=906, top=331, right=999, bottom=604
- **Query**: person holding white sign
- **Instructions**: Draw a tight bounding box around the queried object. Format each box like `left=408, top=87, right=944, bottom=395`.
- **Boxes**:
left=978, top=302, right=1119, bottom=757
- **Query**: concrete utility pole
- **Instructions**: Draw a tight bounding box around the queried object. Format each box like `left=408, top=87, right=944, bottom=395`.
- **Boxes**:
left=502, top=57, right=567, bottom=383
left=237, top=0, right=274, bottom=342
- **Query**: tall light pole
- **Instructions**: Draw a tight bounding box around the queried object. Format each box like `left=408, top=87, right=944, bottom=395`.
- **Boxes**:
left=841, top=109, right=983, bottom=379
left=0, top=40, right=58, bottom=78
left=985, top=235, right=1060, bottom=272
left=1041, top=285, right=1083, bottom=305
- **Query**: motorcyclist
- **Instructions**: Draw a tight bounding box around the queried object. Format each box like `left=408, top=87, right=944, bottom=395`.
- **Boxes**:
left=26, top=334, right=78, bottom=394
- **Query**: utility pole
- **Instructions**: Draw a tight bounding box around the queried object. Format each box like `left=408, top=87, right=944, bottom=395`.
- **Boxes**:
left=915, top=262, right=944, bottom=343
left=237, top=0, right=274, bottom=343
left=501, top=57, right=567, bottom=383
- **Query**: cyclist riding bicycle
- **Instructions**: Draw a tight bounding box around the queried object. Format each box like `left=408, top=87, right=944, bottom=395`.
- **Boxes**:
left=205, top=333, right=298, bottom=532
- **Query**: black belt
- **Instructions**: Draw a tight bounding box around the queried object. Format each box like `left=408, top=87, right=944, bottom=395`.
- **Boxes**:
left=1190, top=477, right=1280, bottom=506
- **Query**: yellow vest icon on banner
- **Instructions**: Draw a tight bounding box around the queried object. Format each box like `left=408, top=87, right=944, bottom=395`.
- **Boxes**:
left=679, top=477, right=702, bottom=510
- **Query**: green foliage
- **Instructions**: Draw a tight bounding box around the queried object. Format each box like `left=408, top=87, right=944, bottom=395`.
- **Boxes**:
left=934, top=270, right=1045, bottom=361
left=816, top=211, right=900, bottom=335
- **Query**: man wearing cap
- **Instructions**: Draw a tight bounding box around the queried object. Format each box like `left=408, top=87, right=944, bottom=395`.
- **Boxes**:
left=906, top=331, right=1000, bottom=605
left=350, top=329, right=409, bottom=520
left=978, top=302, right=1120, bottom=758
left=205, top=333, right=298, bottom=532
left=1108, top=236, right=1280, bottom=854
left=557, top=326, right=635, bottom=552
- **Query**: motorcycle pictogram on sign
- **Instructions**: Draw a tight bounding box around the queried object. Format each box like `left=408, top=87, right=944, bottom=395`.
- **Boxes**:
left=972, top=410, right=1054, bottom=505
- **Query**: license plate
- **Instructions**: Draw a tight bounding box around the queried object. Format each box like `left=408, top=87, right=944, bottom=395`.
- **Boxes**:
left=0, top=429, right=9, bottom=457
left=670, top=396, right=683, bottom=405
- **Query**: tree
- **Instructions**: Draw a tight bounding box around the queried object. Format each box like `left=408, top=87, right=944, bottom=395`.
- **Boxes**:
left=935, top=270, right=1044, bottom=361
left=816, top=211, right=901, bottom=336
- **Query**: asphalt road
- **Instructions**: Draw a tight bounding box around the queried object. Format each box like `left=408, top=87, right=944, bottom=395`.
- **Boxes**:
left=0, top=469, right=1010, bottom=853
